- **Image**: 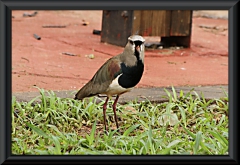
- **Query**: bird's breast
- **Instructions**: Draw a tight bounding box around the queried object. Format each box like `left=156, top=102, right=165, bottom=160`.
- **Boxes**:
left=105, top=74, right=132, bottom=97
left=118, top=60, right=144, bottom=88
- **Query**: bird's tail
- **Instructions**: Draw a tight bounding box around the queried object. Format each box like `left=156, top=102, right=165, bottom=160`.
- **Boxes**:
left=74, top=81, right=96, bottom=100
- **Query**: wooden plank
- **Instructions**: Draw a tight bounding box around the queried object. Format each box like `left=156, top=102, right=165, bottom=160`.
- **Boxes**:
left=132, top=10, right=141, bottom=35
left=101, top=10, right=133, bottom=47
left=133, top=10, right=171, bottom=36
left=100, top=10, right=110, bottom=42
left=140, top=10, right=154, bottom=36
left=152, top=10, right=171, bottom=36
left=170, top=10, right=192, bottom=36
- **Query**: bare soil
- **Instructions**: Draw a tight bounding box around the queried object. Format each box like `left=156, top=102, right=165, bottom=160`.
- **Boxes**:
left=12, top=10, right=228, bottom=93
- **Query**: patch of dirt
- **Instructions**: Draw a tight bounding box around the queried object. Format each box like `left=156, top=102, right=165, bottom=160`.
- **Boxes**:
left=12, top=10, right=228, bottom=93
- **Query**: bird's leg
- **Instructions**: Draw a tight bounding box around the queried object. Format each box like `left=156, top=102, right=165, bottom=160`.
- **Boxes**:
left=103, top=97, right=109, bottom=132
left=112, top=95, right=120, bottom=130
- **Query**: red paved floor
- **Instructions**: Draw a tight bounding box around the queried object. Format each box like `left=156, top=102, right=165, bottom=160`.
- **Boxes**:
left=12, top=10, right=228, bottom=93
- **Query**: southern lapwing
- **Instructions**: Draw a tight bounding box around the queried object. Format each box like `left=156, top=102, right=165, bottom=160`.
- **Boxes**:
left=74, top=35, right=145, bottom=132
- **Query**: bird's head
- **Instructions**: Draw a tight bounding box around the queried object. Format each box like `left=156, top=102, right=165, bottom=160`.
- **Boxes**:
left=125, top=35, right=145, bottom=62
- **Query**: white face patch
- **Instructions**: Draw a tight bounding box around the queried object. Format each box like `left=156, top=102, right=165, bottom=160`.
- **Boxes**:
left=128, top=35, right=145, bottom=42
left=139, top=44, right=144, bottom=52
left=131, top=42, right=135, bottom=52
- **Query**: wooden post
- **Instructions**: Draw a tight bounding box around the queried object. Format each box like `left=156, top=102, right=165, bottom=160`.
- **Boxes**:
left=101, top=10, right=193, bottom=48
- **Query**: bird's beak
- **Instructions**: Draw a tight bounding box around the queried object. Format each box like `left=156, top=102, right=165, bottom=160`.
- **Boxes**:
left=136, top=45, right=140, bottom=52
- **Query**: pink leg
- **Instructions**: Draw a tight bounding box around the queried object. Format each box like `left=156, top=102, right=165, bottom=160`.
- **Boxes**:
left=103, top=97, right=109, bottom=131
left=112, top=95, right=120, bottom=130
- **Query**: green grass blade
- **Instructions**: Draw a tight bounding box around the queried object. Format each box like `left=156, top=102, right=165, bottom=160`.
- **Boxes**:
left=179, top=90, right=184, bottom=98
left=89, top=121, right=97, bottom=144
left=180, top=124, right=212, bottom=154
left=26, top=122, right=49, bottom=138
left=194, top=131, right=202, bottom=154
left=123, top=124, right=140, bottom=136
left=51, top=136, right=61, bottom=154
left=172, top=86, right=177, bottom=102
left=164, top=88, right=172, bottom=103
left=47, top=124, right=63, bottom=136
left=208, top=130, right=228, bottom=147
left=178, top=106, right=187, bottom=127
left=159, top=148, right=171, bottom=154
left=167, top=139, right=181, bottom=148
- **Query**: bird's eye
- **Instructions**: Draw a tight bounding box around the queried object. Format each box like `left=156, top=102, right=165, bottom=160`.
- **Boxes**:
left=129, top=41, right=134, bottom=45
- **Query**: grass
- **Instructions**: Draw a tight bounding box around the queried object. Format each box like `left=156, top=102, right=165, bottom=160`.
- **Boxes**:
left=12, top=86, right=228, bottom=155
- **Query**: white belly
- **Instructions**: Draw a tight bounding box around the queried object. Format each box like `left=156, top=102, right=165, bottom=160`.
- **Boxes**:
left=105, top=74, right=132, bottom=97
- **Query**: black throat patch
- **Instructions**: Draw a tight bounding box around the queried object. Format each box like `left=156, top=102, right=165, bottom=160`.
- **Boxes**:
left=134, top=41, right=143, bottom=60
left=118, top=60, right=144, bottom=88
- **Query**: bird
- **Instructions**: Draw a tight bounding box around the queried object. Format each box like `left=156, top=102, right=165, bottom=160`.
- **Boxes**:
left=74, top=35, right=145, bottom=132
